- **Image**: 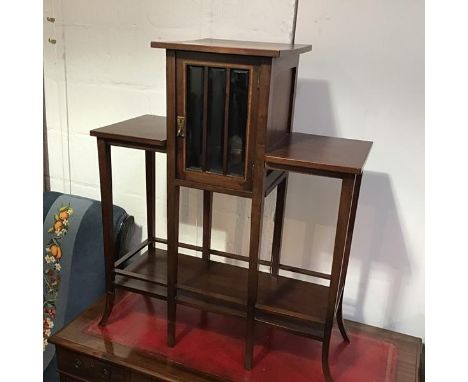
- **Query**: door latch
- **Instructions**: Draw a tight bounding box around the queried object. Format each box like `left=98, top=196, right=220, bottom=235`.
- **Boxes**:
left=177, top=116, right=185, bottom=138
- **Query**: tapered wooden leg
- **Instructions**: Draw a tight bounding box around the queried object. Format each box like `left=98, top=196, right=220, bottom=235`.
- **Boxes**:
left=271, top=174, right=288, bottom=276
left=336, top=173, right=362, bottom=343
left=145, top=151, right=156, bottom=251
left=97, top=139, right=116, bottom=326
left=200, top=310, right=208, bottom=327
left=321, top=174, right=356, bottom=381
left=100, top=292, right=115, bottom=326
left=166, top=49, right=178, bottom=347
left=322, top=339, right=333, bottom=382
left=202, top=191, right=213, bottom=264
left=336, top=289, right=350, bottom=343
left=244, top=175, right=265, bottom=370
left=167, top=184, right=180, bottom=347
left=244, top=66, right=269, bottom=369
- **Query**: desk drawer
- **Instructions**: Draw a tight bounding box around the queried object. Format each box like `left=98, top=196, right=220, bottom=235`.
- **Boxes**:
left=57, top=347, right=127, bottom=382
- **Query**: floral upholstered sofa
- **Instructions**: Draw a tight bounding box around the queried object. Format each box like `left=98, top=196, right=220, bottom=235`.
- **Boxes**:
left=43, top=191, right=134, bottom=382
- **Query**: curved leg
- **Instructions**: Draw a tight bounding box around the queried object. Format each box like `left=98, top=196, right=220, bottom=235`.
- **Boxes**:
left=99, top=291, right=115, bottom=326
left=322, top=339, right=334, bottom=382
left=336, top=290, right=350, bottom=343
left=97, top=139, right=116, bottom=327
left=321, top=176, right=356, bottom=382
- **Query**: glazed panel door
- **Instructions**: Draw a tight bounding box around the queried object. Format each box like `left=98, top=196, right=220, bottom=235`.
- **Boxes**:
left=175, top=53, right=258, bottom=191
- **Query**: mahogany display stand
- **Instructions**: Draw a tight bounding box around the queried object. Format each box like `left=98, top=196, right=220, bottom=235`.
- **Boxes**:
left=90, top=39, right=372, bottom=382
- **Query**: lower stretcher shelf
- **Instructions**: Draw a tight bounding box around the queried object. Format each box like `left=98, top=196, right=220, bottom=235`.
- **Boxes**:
left=114, top=248, right=329, bottom=340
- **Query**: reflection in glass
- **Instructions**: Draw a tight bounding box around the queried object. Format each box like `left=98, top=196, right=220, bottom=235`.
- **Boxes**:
left=228, top=69, right=249, bottom=176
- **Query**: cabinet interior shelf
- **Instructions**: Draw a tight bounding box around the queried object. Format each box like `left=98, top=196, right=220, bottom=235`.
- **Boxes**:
left=114, top=245, right=328, bottom=341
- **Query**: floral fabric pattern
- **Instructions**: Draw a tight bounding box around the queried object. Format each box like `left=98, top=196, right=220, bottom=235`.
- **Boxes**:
left=43, top=204, right=73, bottom=351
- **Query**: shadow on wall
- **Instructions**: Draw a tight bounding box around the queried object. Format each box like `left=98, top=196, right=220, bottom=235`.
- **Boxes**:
left=281, top=170, right=411, bottom=331
left=293, top=78, right=339, bottom=136
left=291, top=78, right=412, bottom=329
left=348, top=171, right=412, bottom=331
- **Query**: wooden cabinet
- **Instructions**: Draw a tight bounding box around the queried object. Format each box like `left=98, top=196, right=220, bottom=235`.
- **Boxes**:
left=153, top=40, right=312, bottom=195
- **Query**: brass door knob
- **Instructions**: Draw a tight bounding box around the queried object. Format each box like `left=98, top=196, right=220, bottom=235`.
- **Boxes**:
left=177, top=116, right=185, bottom=138
left=73, top=358, right=83, bottom=369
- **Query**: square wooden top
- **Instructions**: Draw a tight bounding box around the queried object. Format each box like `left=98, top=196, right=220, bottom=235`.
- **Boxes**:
left=151, top=38, right=312, bottom=58
left=90, top=115, right=167, bottom=151
left=265, top=133, right=373, bottom=175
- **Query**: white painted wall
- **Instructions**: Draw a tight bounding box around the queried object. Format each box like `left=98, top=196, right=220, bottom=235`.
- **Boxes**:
left=292, top=0, right=425, bottom=339
left=44, top=0, right=424, bottom=339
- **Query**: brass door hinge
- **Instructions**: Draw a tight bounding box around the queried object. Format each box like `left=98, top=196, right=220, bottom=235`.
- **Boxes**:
left=177, top=116, right=185, bottom=137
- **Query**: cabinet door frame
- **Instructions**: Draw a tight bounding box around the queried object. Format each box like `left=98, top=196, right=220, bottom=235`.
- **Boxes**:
left=175, top=52, right=260, bottom=192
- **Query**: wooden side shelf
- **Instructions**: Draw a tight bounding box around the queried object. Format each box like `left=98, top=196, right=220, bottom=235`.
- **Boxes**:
left=90, top=114, right=167, bottom=152
left=114, top=246, right=328, bottom=340
left=265, top=132, right=373, bottom=176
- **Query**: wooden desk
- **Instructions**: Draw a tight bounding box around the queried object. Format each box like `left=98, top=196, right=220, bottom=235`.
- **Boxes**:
left=50, top=294, right=422, bottom=382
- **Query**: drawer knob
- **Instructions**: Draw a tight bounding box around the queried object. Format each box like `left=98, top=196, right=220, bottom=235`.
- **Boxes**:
left=101, top=367, right=111, bottom=379
left=73, top=358, right=83, bottom=369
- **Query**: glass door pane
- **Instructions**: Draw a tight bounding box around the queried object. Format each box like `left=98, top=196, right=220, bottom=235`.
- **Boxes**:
left=184, top=64, right=250, bottom=179
left=227, top=69, right=249, bottom=176
left=186, top=65, right=204, bottom=171
left=207, top=68, right=226, bottom=174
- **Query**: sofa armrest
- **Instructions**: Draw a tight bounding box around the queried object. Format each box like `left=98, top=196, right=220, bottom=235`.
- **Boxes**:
left=43, top=191, right=135, bottom=375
